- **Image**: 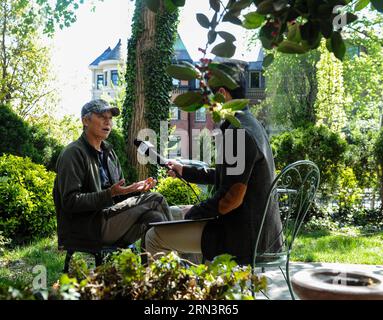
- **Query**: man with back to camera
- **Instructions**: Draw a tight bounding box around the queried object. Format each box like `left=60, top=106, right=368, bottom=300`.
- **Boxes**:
left=53, top=99, right=173, bottom=253
left=145, top=60, right=283, bottom=265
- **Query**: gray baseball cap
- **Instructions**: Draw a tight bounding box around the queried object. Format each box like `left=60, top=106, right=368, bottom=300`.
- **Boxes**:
left=81, top=99, right=120, bottom=118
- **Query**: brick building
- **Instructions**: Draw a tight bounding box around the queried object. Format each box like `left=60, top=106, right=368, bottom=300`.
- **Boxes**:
left=89, top=35, right=266, bottom=160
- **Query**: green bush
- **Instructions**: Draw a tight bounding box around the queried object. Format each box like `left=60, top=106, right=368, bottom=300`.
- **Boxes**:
left=155, top=177, right=202, bottom=206
left=52, top=250, right=266, bottom=300
left=0, top=104, right=62, bottom=169
left=0, top=154, right=56, bottom=243
left=271, top=125, right=348, bottom=195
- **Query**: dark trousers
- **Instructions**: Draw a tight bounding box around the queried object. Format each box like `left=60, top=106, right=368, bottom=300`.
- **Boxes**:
left=100, top=192, right=172, bottom=248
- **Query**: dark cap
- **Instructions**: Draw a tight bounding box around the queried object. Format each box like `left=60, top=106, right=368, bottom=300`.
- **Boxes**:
left=81, top=99, right=120, bottom=118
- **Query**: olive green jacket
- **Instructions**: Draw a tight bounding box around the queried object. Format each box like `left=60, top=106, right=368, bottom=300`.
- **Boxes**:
left=53, top=133, right=123, bottom=250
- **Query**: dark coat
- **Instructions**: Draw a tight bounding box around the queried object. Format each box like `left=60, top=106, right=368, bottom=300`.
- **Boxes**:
left=53, top=133, right=124, bottom=250
left=183, top=108, right=283, bottom=265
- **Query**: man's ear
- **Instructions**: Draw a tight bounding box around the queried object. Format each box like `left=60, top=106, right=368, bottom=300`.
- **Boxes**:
left=82, top=116, right=89, bottom=128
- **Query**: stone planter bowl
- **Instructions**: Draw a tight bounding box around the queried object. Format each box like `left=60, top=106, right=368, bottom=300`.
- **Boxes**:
left=291, top=268, right=383, bottom=300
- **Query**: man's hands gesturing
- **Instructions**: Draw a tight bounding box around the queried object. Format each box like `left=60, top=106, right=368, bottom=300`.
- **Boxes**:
left=110, top=177, right=157, bottom=197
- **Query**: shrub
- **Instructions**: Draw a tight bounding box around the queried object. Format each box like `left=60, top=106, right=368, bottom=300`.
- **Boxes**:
left=0, top=154, right=56, bottom=243
left=0, top=104, right=62, bottom=169
left=155, top=177, right=202, bottom=206
left=335, top=167, right=363, bottom=210
left=271, top=125, right=348, bottom=195
left=52, top=250, right=266, bottom=300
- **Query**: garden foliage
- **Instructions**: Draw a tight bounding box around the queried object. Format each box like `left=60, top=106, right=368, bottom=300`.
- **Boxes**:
left=0, top=154, right=56, bottom=243
left=155, top=177, right=202, bottom=206
left=54, top=250, right=266, bottom=300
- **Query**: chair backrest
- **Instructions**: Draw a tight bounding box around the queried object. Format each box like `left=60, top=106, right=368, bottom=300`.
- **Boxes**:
left=253, top=160, right=320, bottom=264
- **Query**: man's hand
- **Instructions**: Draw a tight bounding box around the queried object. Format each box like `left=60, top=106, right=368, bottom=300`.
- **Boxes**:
left=110, top=178, right=157, bottom=197
left=166, top=160, right=183, bottom=178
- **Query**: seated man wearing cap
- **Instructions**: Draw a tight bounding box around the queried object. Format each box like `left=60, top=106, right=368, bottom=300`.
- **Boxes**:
left=53, top=99, right=172, bottom=254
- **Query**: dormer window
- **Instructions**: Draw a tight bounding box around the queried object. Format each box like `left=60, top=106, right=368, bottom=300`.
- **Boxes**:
left=97, top=74, right=104, bottom=90
left=249, top=71, right=265, bottom=89
left=111, top=70, right=119, bottom=86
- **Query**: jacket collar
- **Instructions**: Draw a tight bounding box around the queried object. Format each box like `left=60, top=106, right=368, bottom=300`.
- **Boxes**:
left=80, top=132, right=112, bottom=157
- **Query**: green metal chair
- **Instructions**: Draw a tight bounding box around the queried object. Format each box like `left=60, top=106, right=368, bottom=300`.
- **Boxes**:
left=252, top=160, right=320, bottom=300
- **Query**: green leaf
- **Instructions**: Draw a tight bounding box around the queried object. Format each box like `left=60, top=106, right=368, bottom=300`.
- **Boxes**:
left=242, top=12, right=265, bottom=29
left=346, top=12, right=358, bottom=24
left=164, top=0, right=177, bottom=12
left=355, top=0, right=370, bottom=11
left=180, top=104, right=204, bottom=112
left=213, top=93, right=226, bottom=103
left=196, top=13, right=211, bottom=29
left=222, top=13, right=243, bottom=25
left=212, top=111, right=221, bottom=123
left=218, top=31, right=236, bottom=42
left=166, top=64, right=200, bottom=80
left=256, top=0, right=274, bottom=14
left=209, top=68, right=238, bottom=90
left=277, top=40, right=308, bottom=54
left=209, top=62, right=237, bottom=78
left=211, top=41, right=236, bottom=58
left=209, top=0, right=220, bottom=12
left=222, top=99, right=249, bottom=111
left=174, top=92, right=203, bottom=108
left=262, top=53, right=274, bottom=68
left=208, top=30, right=217, bottom=44
left=144, top=0, right=160, bottom=12
left=171, top=0, right=186, bottom=7
left=225, top=114, right=241, bottom=128
left=331, top=31, right=346, bottom=61
left=259, top=23, right=275, bottom=50
left=371, top=0, right=383, bottom=13
left=287, top=22, right=301, bottom=43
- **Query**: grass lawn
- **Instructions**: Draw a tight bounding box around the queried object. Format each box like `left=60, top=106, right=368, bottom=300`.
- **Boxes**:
left=0, top=236, right=66, bottom=289
left=291, top=229, right=383, bottom=265
left=1, top=228, right=383, bottom=290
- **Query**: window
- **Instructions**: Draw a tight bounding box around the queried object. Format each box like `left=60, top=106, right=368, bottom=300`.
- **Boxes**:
left=168, top=135, right=182, bottom=157
left=250, top=71, right=261, bottom=88
left=180, top=80, right=189, bottom=87
left=170, top=106, right=180, bottom=120
left=172, top=78, right=180, bottom=86
left=111, top=70, right=119, bottom=86
left=195, top=108, right=206, bottom=122
left=96, top=74, right=104, bottom=90
left=104, top=71, right=108, bottom=86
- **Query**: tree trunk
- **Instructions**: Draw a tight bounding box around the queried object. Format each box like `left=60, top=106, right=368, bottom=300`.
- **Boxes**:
left=126, top=1, right=157, bottom=181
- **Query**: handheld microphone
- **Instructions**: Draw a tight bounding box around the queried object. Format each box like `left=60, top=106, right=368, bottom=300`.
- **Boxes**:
left=133, top=139, right=183, bottom=178
left=133, top=138, right=200, bottom=203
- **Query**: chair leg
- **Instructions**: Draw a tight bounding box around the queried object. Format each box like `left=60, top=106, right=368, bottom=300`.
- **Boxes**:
left=285, top=262, right=295, bottom=300
left=63, top=251, right=73, bottom=273
left=279, top=264, right=295, bottom=300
